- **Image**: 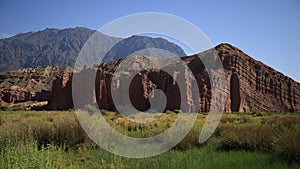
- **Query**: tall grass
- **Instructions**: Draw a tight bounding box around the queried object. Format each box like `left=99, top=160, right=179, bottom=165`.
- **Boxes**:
left=217, top=124, right=275, bottom=151
left=3, top=141, right=298, bottom=169
left=216, top=113, right=300, bottom=164
left=0, top=111, right=94, bottom=150
left=1, top=141, right=69, bottom=169
left=272, top=130, right=300, bottom=163
left=0, top=110, right=300, bottom=168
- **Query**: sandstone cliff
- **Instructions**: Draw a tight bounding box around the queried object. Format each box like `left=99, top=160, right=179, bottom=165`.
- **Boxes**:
left=92, top=44, right=300, bottom=112
left=0, top=66, right=72, bottom=107
left=215, top=43, right=300, bottom=112
left=1, top=43, right=299, bottom=112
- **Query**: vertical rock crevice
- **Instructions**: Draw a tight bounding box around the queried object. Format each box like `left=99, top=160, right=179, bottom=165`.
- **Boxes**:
left=230, top=72, right=241, bottom=112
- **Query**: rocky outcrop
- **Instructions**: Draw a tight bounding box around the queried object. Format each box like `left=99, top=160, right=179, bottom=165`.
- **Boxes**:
left=0, top=66, right=72, bottom=107
left=1, top=43, right=300, bottom=112
left=215, top=43, right=300, bottom=112
left=44, top=69, right=73, bottom=110
left=65, top=43, right=300, bottom=112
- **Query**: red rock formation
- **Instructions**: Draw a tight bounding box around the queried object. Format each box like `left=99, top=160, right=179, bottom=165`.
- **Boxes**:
left=216, top=43, right=300, bottom=112
left=1, top=44, right=300, bottom=112
left=45, top=69, right=73, bottom=110
left=91, top=44, right=300, bottom=112
left=0, top=66, right=71, bottom=108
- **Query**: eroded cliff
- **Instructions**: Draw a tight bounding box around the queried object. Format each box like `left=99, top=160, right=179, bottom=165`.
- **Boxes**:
left=1, top=43, right=299, bottom=112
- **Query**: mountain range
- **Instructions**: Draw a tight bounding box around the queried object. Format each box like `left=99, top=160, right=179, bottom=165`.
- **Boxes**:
left=0, top=27, right=186, bottom=72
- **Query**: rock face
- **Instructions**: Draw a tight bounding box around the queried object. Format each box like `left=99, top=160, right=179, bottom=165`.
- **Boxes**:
left=91, top=44, right=300, bottom=112
left=0, top=66, right=72, bottom=106
left=94, top=57, right=189, bottom=112
left=44, top=69, right=73, bottom=110
left=215, top=44, right=300, bottom=112
left=1, top=43, right=300, bottom=112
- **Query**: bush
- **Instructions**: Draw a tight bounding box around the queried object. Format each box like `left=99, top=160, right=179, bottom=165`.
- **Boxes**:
left=0, top=112, right=5, bottom=125
left=251, top=112, right=268, bottom=117
left=31, top=115, right=92, bottom=150
left=0, top=105, right=9, bottom=111
left=0, top=111, right=94, bottom=151
left=272, top=130, right=300, bottom=163
left=261, top=115, right=300, bottom=129
left=174, top=128, right=204, bottom=150
left=174, top=109, right=182, bottom=114
left=217, top=124, right=275, bottom=151
left=165, top=110, right=173, bottom=114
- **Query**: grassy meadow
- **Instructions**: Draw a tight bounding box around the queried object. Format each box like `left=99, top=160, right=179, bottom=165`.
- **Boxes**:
left=0, top=109, right=300, bottom=169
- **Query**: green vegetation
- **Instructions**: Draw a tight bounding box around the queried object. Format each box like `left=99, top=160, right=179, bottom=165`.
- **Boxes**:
left=0, top=110, right=300, bottom=168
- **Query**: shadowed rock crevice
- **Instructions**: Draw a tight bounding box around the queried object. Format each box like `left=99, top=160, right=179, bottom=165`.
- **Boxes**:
left=230, top=72, right=241, bottom=112
left=145, top=70, right=181, bottom=111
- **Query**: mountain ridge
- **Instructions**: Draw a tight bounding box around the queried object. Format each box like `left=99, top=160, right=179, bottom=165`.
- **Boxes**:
left=103, top=35, right=186, bottom=62
left=0, top=27, right=186, bottom=72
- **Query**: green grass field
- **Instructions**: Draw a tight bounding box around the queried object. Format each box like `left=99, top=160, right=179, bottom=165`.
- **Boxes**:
left=0, top=110, right=300, bottom=169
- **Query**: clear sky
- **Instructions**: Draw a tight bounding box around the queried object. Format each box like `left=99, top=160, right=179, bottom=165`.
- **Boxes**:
left=1, top=0, right=300, bottom=81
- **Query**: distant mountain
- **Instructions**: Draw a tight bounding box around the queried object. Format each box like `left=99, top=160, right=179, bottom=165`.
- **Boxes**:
left=0, top=27, right=186, bottom=72
left=0, top=27, right=121, bottom=72
left=102, top=35, right=186, bottom=62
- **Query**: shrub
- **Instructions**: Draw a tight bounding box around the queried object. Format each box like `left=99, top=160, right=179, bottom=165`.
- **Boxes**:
left=31, top=116, right=91, bottom=150
left=0, top=111, right=94, bottom=150
left=272, top=130, right=300, bottom=163
left=174, top=109, right=182, bottom=114
left=251, top=112, right=268, bottom=117
left=217, top=124, right=275, bottom=151
left=261, top=115, right=300, bottom=129
left=174, top=128, right=203, bottom=150
left=0, top=105, right=9, bottom=111
left=0, top=112, right=5, bottom=125
left=165, top=110, right=173, bottom=114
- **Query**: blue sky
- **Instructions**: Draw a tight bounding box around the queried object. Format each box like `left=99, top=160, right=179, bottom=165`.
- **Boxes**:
left=1, top=0, right=300, bottom=81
